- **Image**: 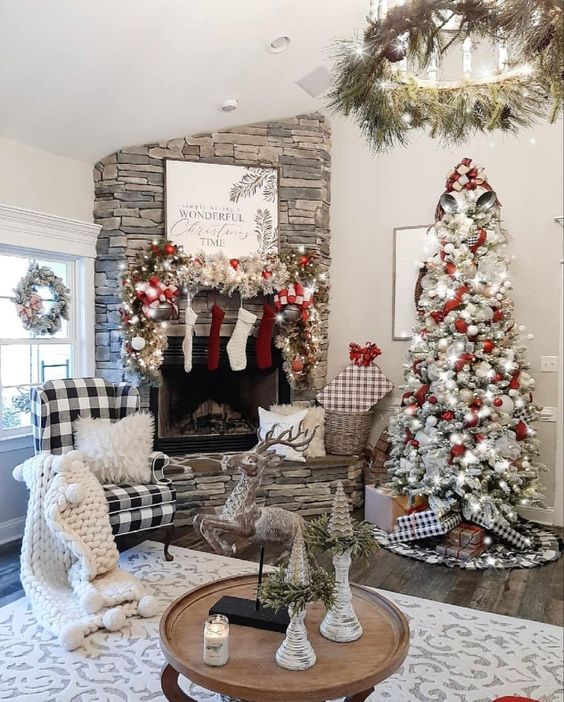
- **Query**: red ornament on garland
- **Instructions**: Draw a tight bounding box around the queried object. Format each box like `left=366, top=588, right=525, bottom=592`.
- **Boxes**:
left=291, top=358, right=304, bottom=373
left=482, top=339, right=495, bottom=353
left=262, top=269, right=272, bottom=280
left=493, top=309, right=504, bottom=322
left=493, top=398, right=503, bottom=407
left=410, top=440, right=420, bottom=448
left=450, top=444, right=466, bottom=458
left=441, top=410, right=455, bottom=421
left=229, top=258, right=240, bottom=270
left=492, top=373, right=504, bottom=383
left=164, top=243, right=176, bottom=256
left=428, top=396, right=438, bottom=405
left=299, top=255, right=310, bottom=268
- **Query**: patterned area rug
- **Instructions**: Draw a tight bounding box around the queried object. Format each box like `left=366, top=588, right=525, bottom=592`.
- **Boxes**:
left=373, top=521, right=562, bottom=570
left=0, top=541, right=562, bottom=702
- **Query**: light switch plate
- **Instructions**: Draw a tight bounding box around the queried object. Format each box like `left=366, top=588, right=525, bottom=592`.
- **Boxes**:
left=540, top=356, right=559, bottom=373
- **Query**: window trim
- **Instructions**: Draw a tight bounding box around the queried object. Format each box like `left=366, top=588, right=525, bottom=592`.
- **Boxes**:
left=0, top=205, right=100, bottom=446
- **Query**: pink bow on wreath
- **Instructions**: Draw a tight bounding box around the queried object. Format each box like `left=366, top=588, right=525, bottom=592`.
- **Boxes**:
left=135, top=276, right=179, bottom=319
left=274, top=282, right=314, bottom=321
left=349, top=342, right=382, bottom=367
left=445, top=158, right=490, bottom=193
left=16, top=292, right=43, bottom=322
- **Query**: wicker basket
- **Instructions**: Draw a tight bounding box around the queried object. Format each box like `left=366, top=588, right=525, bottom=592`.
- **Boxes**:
left=324, top=409, right=374, bottom=456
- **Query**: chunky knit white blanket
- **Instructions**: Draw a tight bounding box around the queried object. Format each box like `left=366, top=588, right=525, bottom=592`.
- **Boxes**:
left=13, top=450, right=158, bottom=651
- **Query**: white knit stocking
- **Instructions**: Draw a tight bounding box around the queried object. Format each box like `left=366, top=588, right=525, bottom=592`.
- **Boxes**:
left=227, top=307, right=257, bottom=371
left=182, top=306, right=198, bottom=373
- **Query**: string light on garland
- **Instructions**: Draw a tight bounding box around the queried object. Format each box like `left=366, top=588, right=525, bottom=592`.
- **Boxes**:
left=329, top=0, right=563, bottom=151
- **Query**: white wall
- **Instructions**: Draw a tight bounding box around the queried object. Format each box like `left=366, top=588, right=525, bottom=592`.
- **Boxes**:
left=0, top=136, right=94, bottom=543
left=0, top=136, right=93, bottom=221
left=329, top=116, right=563, bottom=518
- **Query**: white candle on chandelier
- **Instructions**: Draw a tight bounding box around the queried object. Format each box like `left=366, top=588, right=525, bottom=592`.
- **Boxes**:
left=463, top=37, right=473, bottom=78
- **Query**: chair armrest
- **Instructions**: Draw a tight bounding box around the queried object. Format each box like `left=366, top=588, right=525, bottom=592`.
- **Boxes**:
left=149, top=451, right=172, bottom=485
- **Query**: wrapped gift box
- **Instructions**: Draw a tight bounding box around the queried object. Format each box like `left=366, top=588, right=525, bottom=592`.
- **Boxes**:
left=471, top=513, right=531, bottom=550
left=389, top=510, right=461, bottom=543
left=444, top=523, right=485, bottom=548
left=317, top=364, right=393, bottom=413
left=436, top=542, right=485, bottom=561
left=365, top=486, right=427, bottom=533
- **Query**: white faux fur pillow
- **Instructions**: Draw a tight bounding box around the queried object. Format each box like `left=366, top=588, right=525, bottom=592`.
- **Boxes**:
left=74, top=412, right=154, bottom=484
left=269, top=403, right=326, bottom=458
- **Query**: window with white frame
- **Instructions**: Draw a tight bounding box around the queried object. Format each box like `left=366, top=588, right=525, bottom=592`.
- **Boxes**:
left=0, top=248, right=78, bottom=436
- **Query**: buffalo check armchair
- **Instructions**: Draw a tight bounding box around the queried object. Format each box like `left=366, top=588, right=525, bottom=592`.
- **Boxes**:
left=30, top=377, right=176, bottom=560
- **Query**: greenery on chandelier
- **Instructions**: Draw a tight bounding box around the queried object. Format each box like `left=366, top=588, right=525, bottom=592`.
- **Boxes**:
left=329, top=0, right=563, bottom=151
left=119, top=239, right=328, bottom=387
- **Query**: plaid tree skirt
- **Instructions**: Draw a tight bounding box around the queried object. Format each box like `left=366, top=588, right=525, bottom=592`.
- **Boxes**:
left=373, top=521, right=562, bottom=570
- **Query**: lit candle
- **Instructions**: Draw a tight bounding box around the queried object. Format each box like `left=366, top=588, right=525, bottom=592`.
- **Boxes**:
left=203, top=614, right=229, bottom=666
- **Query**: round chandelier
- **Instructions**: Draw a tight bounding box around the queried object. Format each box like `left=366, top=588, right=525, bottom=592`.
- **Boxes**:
left=329, top=0, right=563, bottom=151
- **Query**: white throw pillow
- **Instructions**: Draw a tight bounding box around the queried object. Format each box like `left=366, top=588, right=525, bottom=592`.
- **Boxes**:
left=258, top=407, right=309, bottom=463
left=269, top=404, right=326, bottom=458
left=74, top=412, right=154, bottom=484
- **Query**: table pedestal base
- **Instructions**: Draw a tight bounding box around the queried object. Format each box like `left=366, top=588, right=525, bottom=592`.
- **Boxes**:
left=161, top=664, right=373, bottom=702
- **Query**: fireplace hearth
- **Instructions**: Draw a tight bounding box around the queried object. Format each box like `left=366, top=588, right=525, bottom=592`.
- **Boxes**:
left=150, top=336, right=291, bottom=454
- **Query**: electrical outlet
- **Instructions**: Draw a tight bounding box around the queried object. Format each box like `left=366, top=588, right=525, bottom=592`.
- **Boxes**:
left=540, top=356, right=559, bottom=373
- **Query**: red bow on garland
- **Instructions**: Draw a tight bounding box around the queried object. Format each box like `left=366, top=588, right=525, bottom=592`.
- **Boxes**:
left=349, top=342, right=382, bottom=367
left=135, top=276, right=179, bottom=319
left=274, top=282, right=314, bottom=321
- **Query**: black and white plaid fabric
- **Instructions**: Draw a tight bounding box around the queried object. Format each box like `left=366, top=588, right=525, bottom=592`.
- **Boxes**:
left=31, top=378, right=140, bottom=453
left=109, top=503, right=175, bottom=536
left=472, top=513, right=531, bottom=550
left=317, top=364, right=393, bottom=412
left=389, top=510, right=461, bottom=543
left=103, top=483, right=176, bottom=514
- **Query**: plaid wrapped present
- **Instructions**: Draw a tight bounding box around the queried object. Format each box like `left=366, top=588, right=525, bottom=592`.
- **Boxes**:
left=444, top=523, right=485, bottom=548
left=317, top=364, right=393, bottom=413
left=471, top=512, right=531, bottom=550
left=389, top=509, right=461, bottom=543
left=436, top=542, right=485, bottom=561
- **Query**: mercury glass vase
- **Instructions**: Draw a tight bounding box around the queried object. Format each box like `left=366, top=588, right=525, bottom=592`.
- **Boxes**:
left=275, top=605, right=316, bottom=671
left=320, top=549, right=362, bottom=643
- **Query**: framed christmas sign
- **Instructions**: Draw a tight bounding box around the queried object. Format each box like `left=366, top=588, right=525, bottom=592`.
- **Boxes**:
left=392, top=225, right=437, bottom=340
left=165, top=160, right=279, bottom=257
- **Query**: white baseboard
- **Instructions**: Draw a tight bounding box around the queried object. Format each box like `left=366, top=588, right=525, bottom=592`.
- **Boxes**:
left=0, top=516, right=25, bottom=545
left=518, top=505, right=556, bottom=526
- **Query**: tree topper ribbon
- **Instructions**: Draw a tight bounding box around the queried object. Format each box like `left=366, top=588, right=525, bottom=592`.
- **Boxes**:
left=445, top=158, right=490, bottom=193
left=349, top=342, right=382, bottom=367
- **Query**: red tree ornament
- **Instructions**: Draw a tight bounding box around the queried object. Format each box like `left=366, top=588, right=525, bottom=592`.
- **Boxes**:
left=229, top=258, right=240, bottom=270
left=514, top=421, right=529, bottom=441
left=455, top=319, right=468, bottom=334
left=451, top=444, right=466, bottom=458
left=441, top=410, right=455, bottom=421
left=164, top=243, right=176, bottom=256
left=291, top=358, right=304, bottom=373
left=482, top=339, right=495, bottom=353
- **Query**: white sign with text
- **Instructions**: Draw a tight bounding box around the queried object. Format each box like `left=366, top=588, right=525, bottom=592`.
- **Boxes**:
left=165, top=161, right=279, bottom=257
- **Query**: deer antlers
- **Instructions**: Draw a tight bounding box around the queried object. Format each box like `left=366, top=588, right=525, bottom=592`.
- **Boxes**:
left=255, top=419, right=318, bottom=455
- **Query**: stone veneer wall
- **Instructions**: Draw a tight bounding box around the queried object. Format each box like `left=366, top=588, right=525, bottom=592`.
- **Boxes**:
left=93, top=113, right=331, bottom=400
left=169, top=455, right=364, bottom=527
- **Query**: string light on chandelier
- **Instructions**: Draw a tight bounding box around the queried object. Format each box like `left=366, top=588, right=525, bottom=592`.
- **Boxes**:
left=329, top=0, right=563, bottom=151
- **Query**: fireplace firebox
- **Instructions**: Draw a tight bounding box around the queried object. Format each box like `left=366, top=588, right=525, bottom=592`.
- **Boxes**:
left=150, top=337, right=291, bottom=454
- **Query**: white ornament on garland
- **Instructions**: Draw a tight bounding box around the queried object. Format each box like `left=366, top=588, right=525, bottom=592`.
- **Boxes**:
left=12, top=263, right=71, bottom=336
left=131, top=336, right=146, bottom=351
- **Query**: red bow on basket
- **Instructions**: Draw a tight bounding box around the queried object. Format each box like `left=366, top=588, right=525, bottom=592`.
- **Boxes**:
left=349, top=342, right=382, bottom=367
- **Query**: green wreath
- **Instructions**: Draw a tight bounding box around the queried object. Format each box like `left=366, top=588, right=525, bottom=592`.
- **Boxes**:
left=12, top=263, right=71, bottom=335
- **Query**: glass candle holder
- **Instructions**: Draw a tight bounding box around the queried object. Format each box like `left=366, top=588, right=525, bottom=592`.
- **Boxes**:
left=203, top=614, right=229, bottom=667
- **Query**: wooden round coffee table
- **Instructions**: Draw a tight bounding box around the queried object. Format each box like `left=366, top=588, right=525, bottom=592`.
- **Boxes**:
left=160, top=574, right=409, bottom=702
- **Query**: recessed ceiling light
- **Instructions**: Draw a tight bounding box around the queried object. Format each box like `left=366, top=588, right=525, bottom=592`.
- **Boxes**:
left=221, top=98, right=239, bottom=112
left=268, top=36, right=291, bottom=54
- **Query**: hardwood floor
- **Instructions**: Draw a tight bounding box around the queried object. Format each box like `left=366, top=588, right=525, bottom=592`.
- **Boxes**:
left=2, top=522, right=562, bottom=625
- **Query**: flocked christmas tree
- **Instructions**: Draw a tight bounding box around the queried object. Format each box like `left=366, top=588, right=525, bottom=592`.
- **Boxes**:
left=387, top=159, right=545, bottom=528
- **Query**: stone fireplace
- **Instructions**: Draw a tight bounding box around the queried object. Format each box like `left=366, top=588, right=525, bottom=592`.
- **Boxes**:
left=93, top=113, right=331, bottom=454
left=150, top=336, right=290, bottom=454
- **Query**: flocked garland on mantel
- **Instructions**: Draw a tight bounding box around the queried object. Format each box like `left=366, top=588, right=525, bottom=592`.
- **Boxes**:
left=12, top=263, right=71, bottom=336
left=120, top=240, right=328, bottom=386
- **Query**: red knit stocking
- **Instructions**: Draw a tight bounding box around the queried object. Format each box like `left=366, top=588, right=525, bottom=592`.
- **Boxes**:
left=255, top=304, right=276, bottom=370
left=208, top=303, right=225, bottom=371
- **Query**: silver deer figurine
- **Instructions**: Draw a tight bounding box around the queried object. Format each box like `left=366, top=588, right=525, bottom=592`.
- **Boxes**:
left=193, top=421, right=316, bottom=556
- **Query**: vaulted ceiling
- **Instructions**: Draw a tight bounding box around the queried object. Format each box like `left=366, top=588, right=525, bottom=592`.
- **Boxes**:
left=0, top=0, right=367, bottom=162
